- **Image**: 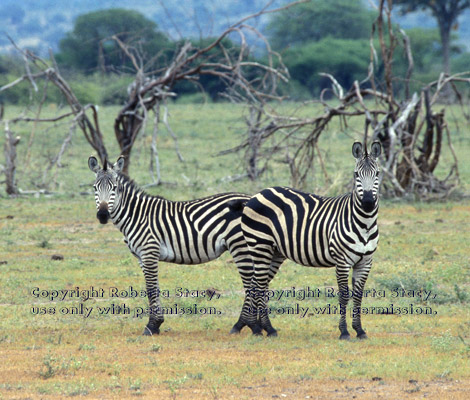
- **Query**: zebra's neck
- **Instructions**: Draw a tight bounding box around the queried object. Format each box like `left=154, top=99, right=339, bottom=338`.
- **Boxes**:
left=109, top=175, right=153, bottom=232
left=350, top=190, right=378, bottom=230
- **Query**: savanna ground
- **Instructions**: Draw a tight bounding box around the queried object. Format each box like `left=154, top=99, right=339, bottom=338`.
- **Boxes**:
left=0, top=103, right=469, bottom=399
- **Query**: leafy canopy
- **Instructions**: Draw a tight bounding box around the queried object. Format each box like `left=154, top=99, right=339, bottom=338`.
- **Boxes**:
left=267, top=0, right=376, bottom=49
left=394, top=0, right=470, bottom=73
left=282, top=38, right=370, bottom=97
left=56, top=8, right=170, bottom=73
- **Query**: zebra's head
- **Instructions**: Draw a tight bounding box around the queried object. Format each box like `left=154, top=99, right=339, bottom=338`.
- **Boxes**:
left=88, top=156, right=125, bottom=224
left=352, top=141, right=381, bottom=213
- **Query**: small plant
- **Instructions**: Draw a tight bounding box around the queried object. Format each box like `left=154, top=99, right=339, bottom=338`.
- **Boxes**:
left=431, top=330, right=455, bottom=352
left=165, top=376, right=189, bottom=399
left=454, top=284, right=469, bottom=303
left=376, top=272, right=435, bottom=293
left=46, top=334, right=63, bottom=345
left=128, top=378, right=142, bottom=394
left=78, top=343, right=96, bottom=351
left=150, top=343, right=161, bottom=353
left=209, top=383, right=219, bottom=400
left=66, top=380, right=93, bottom=396
left=38, top=354, right=58, bottom=379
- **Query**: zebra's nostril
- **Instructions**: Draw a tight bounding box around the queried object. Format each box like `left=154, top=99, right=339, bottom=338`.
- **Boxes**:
left=97, top=209, right=110, bottom=224
left=361, top=191, right=375, bottom=212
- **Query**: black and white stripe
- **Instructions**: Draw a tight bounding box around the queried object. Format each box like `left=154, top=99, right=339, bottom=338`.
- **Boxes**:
left=241, top=142, right=382, bottom=339
left=88, top=156, right=253, bottom=335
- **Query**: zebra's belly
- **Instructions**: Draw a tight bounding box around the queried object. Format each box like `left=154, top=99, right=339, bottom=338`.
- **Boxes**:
left=288, top=254, right=336, bottom=269
left=275, top=243, right=336, bottom=268
left=159, top=239, right=227, bottom=264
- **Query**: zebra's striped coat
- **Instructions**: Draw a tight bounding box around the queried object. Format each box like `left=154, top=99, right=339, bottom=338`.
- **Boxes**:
left=89, top=156, right=253, bottom=335
left=241, top=142, right=381, bottom=339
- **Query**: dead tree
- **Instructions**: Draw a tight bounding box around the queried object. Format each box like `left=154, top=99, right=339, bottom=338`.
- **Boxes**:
left=1, top=1, right=299, bottom=191
left=222, top=0, right=467, bottom=199
left=110, top=0, right=297, bottom=175
left=1, top=105, right=21, bottom=196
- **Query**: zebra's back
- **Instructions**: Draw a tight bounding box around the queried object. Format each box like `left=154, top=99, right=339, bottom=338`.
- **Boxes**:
left=143, top=192, right=250, bottom=264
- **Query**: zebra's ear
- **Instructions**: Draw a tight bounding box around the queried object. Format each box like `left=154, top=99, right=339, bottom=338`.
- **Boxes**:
left=113, top=156, right=125, bottom=173
left=352, top=142, right=363, bottom=159
left=88, top=156, right=100, bottom=173
left=370, top=141, right=381, bottom=159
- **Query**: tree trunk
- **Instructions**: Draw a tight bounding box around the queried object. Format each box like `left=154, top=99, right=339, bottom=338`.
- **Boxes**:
left=438, top=21, right=451, bottom=75
left=4, top=123, right=20, bottom=196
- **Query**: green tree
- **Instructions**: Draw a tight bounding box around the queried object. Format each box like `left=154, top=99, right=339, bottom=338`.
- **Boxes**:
left=403, top=28, right=441, bottom=72
left=267, top=0, right=376, bottom=97
left=283, top=38, right=370, bottom=97
left=394, top=0, right=470, bottom=74
left=56, top=9, right=171, bottom=73
left=267, top=0, right=375, bottom=49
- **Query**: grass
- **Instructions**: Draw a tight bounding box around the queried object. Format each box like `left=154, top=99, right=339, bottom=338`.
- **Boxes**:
left=0, top=103, right=470, bottom=398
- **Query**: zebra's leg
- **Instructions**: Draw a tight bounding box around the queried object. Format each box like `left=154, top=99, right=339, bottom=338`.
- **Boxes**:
left=228, top=238, right=256, bottom=334
left=229, top=270, right=255, bottom=334
left=259, top=254, right=284, bottom=337
left=351, top=259, right=372, bottom=339
left=139, top=251, right=164, bottom=336
left=336, top=264, right=352, bottom=340
left=249, top=244, right=276, bottom=336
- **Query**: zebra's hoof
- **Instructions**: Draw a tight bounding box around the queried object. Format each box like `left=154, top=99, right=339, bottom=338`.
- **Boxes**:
left=229, top=327, right=241, bottom=334
left=357, top=333, right=368, bottom=340
left=248, top=323, right=263, bottom=336
left=250, top=326, right=263, bottom=336
left=339, top=333, right=351, bottom=340
left=267, top=329, right=278, bottom=337
left=143, top=326, right=160, bottom=336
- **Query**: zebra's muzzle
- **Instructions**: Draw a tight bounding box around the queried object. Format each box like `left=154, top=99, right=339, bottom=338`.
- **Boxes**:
left=97, top=202, right=110, bottom=224
left=361, top=191, right=376, bottom=213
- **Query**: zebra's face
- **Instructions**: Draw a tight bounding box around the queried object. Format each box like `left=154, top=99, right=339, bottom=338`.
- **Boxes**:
left=88, top=156, right=125, bottom=224
left=352, top=142, right=381, bottom=213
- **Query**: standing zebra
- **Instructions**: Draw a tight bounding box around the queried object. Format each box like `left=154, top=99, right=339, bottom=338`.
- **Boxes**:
left=241, top=141, right=381, bottom=339
left=88, top=156, right=254, bottom=335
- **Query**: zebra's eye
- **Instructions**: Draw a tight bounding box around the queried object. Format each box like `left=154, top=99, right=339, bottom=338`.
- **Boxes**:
left=375, top=171, right=380, bottom=177
left=93, top=184, right=97, bottom=190
left=354, top=172, right=359, bottom=178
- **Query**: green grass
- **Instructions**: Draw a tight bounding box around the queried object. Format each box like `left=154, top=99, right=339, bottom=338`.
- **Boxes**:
left=0, top=103, right=469, bottom=398
left=2, top=102, right=468, bottom=199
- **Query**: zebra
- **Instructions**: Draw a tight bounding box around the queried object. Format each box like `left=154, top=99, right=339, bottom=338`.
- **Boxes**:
left=88, top=156, right=255, bottom=336
left=241, top=141, right=381, bottom=339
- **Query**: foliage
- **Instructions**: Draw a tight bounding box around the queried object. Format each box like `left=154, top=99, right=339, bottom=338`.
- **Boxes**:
left=282, top=38, right=371, bottom=96
left=402, top=28, right=442, bottom=73
left=0, top=69, right=132, bottom=106
left=267, top=0, right=375, bottom=49
left=56, top=8, right=172, bottom=74
left=394, top=0, right=470, bottom=73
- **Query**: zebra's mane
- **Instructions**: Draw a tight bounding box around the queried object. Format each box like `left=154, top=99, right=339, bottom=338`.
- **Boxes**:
left=116, top=172, right=247, bottom=205
left=117, top=173, right=166, bottom=201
